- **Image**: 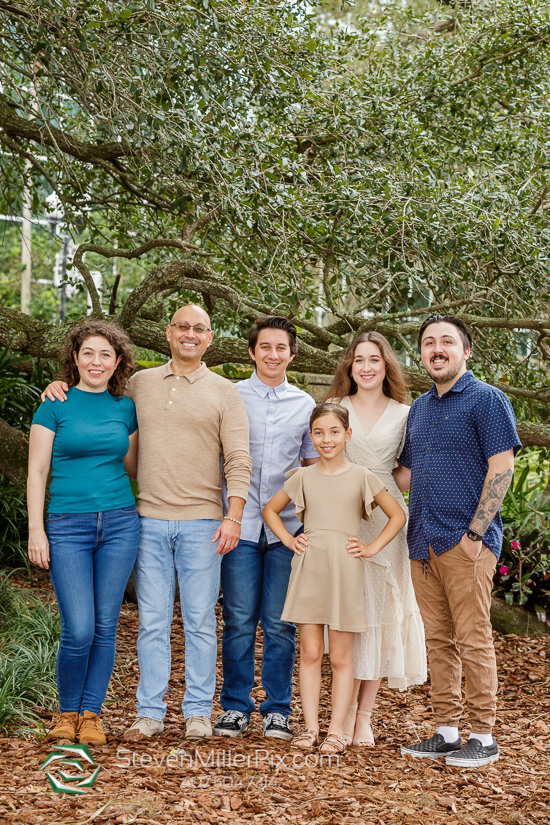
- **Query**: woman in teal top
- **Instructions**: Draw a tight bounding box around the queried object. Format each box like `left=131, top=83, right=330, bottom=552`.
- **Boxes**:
left=28, top=320, right=139, bottom=746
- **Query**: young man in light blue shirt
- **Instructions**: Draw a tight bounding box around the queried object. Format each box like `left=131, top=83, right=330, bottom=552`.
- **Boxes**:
left=214, top=317, right=319, bottom=740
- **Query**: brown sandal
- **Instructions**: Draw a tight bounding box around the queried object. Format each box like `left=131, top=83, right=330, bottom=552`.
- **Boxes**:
left=291, top=728, right=318, bottom=750
left=319, top=733, right=348, bottom=755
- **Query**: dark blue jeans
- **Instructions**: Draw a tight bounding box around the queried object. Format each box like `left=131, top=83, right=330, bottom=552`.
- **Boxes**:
left=47, top=507, right=139, bottom=714
left=220, top=529, right=296, bottom=717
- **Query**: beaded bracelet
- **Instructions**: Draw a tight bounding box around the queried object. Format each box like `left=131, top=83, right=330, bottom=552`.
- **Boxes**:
left=224, top=516, right=242, bottom=525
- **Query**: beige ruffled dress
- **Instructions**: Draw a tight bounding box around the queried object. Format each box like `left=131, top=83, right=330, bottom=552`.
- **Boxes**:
left=280, top=463, right=385, bottom=633
left=341, top=396, right=427, bottom=689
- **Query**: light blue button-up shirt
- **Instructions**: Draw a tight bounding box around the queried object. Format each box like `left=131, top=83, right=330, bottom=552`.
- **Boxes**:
left=224, top=370, right=318, bottom=544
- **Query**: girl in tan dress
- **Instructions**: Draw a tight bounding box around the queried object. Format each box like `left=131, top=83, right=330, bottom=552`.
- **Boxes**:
left=262, top=403, right=406, bottom=754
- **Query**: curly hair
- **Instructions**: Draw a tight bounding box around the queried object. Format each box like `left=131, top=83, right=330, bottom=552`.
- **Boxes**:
left=58, top=320, right=135, bottom=399
left=325, top=332, right=407, bottom=404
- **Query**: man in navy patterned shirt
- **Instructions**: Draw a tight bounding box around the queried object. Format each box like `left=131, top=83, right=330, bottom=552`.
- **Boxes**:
left=395, top=315, right=521, bottom=767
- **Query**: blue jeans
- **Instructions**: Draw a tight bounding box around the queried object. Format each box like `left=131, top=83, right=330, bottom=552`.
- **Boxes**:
left=220, top=529, right=296, bottom=717
left=47, top=507, right=139, bottom=715
left=133, top=517, right=222, bottom=720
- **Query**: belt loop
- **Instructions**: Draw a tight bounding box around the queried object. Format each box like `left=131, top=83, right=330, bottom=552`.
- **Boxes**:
left=422, top=559, right=428, bottom=579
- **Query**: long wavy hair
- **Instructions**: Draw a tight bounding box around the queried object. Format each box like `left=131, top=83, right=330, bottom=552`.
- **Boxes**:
left=325, top=332, right=407, bottom=404
left=58, top=320, right=135, bottom=399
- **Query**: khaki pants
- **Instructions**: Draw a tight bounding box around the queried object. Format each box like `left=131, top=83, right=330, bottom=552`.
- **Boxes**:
left=410, top=543, right=497, bottom=733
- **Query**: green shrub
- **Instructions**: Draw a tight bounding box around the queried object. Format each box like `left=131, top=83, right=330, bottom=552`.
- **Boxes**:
left=0, top=572, right=60, bottom=734
left=495, top=464, right=550, bottom=621
left=0, top=348, right=58, bottom=572
left=0, top=349, right=41, bottom=432
left=0, top=474, right=30, bottom=573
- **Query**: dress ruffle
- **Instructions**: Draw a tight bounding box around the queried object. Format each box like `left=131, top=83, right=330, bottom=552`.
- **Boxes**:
left=284, top=467, right=306, bottom=522
left=284, top=464, right=383, bottom=523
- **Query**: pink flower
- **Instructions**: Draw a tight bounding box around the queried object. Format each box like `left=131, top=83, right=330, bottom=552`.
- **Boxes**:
left=511, top=540, right=521, bottom=550
left=499, top=566, right=510, bottom=576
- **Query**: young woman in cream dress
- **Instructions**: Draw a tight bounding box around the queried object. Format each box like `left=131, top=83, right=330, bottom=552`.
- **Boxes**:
left=326, top=332, right=427, bottom=747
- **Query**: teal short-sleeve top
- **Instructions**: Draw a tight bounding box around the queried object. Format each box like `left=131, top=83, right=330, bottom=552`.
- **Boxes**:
left=32, top=387, right=138, bottom=514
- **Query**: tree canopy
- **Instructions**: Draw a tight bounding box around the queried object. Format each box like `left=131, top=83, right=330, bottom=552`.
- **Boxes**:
left=1, top=0, right=550, bottom=478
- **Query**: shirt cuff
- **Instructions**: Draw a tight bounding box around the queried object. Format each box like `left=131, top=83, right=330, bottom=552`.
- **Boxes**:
left=226, top=484, right=250, bottom=503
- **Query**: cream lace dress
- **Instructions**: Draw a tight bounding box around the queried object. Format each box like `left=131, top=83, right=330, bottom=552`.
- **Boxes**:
left=342, top=396, right=427, bottom=690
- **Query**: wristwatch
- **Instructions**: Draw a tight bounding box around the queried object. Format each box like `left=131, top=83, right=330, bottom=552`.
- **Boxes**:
left=466, top=528, right=484, bottom=542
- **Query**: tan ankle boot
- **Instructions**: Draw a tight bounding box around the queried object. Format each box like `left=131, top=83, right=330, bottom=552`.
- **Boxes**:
left=47, top=711, right=80, bottom=742
left=78, top=710, right=107, bottom=745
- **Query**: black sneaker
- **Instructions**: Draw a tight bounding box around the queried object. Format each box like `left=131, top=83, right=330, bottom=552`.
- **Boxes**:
left=446, top=737, right=499, bottom=767
left=262, top=712, right=293, bottom=741
left=401, top=733, right=462, bottom=760
left=212, top=710, right=249, bottom=738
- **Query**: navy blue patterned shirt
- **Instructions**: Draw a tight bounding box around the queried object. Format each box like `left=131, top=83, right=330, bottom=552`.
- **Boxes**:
left=399, top=370, right=521, bottom=560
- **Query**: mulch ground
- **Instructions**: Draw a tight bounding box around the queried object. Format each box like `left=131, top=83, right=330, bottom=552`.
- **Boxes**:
left=1, top=573, right=549, bottom=825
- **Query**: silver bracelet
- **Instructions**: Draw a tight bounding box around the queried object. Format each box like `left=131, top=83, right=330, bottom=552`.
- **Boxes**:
left=224, top=516, right=242, bottom=525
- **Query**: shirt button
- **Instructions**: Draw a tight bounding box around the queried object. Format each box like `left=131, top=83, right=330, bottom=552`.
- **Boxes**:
left=427, top=447, right=431, bottom=450
left=172, top=387, right=176, bottom=391
left=268, top=422, right=272, bottom=426
left=169, top=401, right=173, bottom=405
left=262, top=485, right=266, bottom=490
left=176, top=376, right=180, bottom=380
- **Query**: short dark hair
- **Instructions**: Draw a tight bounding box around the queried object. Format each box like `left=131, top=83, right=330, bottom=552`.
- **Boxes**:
left=309, top=402, right=350, bottom=431
left=248, top=316, right=298, bottom=355
left=417, top=314, right=473, bottom=352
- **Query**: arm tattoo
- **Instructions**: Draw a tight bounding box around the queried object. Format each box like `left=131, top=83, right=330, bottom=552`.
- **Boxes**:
left=469, top=469, right=514, bottom=536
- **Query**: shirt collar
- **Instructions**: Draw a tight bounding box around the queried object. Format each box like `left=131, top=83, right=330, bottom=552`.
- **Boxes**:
left=429, top=369, right=475, bottom=399
left=161, top=360, right=209, bottom=383
left=249, top=369, right=290, bottom=399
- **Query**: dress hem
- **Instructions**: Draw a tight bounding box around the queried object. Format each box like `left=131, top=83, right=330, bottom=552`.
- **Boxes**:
left=282, top=615, right=368, bottom=633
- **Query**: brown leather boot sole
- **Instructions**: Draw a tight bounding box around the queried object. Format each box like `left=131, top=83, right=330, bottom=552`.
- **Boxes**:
left=78, top=710, right=107, bottom=745
left=46, top=712, right=80, bottom=743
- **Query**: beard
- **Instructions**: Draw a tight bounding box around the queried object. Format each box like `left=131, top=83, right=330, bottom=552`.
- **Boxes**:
left=425, top=358, right=464, bottom=384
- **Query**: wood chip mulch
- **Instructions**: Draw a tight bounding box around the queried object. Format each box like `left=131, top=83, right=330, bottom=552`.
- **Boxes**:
left=1, top=574, right=549, bottom=825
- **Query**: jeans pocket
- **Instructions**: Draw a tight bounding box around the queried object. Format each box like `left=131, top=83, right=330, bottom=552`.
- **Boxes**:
left=116, top=505, right=137, bottom=513
left=46, top=513, right=68, bottom=522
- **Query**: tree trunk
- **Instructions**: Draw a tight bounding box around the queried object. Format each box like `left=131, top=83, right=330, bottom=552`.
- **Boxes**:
left=2, top=306, right=550, bottom=446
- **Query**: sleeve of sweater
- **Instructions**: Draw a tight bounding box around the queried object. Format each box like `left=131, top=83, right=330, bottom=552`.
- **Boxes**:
left=220, top=386, right=253, bottom=501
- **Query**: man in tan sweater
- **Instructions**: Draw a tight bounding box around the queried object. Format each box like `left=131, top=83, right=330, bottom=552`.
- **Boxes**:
left=43, top=305, right=252, bottom=740
left=126, top=304, right=251, bottom=739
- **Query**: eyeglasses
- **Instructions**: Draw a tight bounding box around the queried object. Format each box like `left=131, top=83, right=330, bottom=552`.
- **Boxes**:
left=169, top=322, right=211, bottom=335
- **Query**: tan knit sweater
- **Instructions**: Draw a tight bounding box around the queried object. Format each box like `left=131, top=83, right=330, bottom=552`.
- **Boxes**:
left=126, top=361, right=252, bottom=520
